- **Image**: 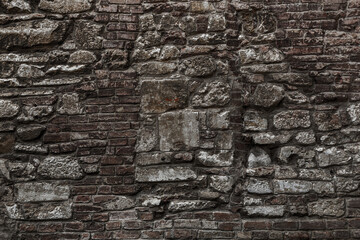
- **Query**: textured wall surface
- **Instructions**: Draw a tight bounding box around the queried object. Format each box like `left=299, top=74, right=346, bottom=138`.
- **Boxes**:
left=0, top=0, right=360, bottom=239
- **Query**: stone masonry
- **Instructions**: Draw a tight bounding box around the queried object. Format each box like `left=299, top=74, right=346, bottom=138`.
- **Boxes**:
left=0, top=0, right=360, bottom=239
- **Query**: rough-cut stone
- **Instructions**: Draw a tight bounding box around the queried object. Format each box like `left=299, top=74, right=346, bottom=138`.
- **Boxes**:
left=0, top=0, right=31, bottom=13
left=135, top=166, right=197, bottom=182
left=0, top=20, right=68, bottom=49
left=17, top=64, right=45, bottom=78
left=269, top=73, right=312, bottom=86
left=181, top=56, right=216, bottom=77
left=168, top=200, right=216, bottom=212
left=58, top=93, right=82, bottom=115
left=197, top=150, right=233, bottom=167
left=141, top=80, right=188, bottom=113
left=0, top=100, right=19, bottom=118
left=16, top=125, right=45, bottom=141
left=15, top=182, right=70, bottom=202
left=159, top=110, right=199, bottom=151
left=132, top=48, right=159, bottom=62
left=347, top=103, right=360, bottom=125
left=39, top=0, right=91, bottom=13
left=137, top=62, right=177, bottom=76
left=239, top=47, right=284, bottom=64
left=38, top=156, right=84, bottom=179
left=251, top=132, right=292, bottom=145
left=189, top=2, right=215, bottom=13
left=192, top=81, right=230, bottom=107
left=248, top=147, right=271, bottom=168
left=313, top=181, right=335, bottom=194
left=210, top=175, right=234, bottom=193
left=6, top=201, right=72, bottom=220
left=139, top=14, right=155, bottom=31
left=316, top=147, right=352, bottom=167
left=101, top=196, right=135, bottom=210
left=159, top=45, right=180, bottom=60
left=208, top=14, right=226, bottom=31
left=335, top=177, right=359, bottom=192
left=252, top=83, right=284, bottom=108
left=244, top=206, right=285, bottom=217
left=274, top=180, right=312, bottom=194
left=0, top=134, right=15, bottom=154
left=308, top=199, right=345, bottom=217
left=14, top=143, right=48, bottom=154
left=298, top=169, right=332, bottom=180
left=295, top=131, right=316, bottom=145
left=136, top=152, right=172, bottom=166
left=313, top=112, right=342, bottom=131
left=273, top=110, right=311, bottom=129
left=135, top=127, right=157, bottom=152
left=179, top=16, right=197, bottom=33
left=277, top=146, right=315, bottom=164
left=74, top=21, right=103, bottom=49
left=246, top=178, right=272, bottom=194
left=208, top=110, right=230, bottom=129
left=68, top=50, right=96, bottom=64
left=18, top=106, right=53, bottom=122
left=243, top=111, right=268, bottom=131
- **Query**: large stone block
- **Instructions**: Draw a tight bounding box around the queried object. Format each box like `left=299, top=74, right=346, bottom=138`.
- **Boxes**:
left=273, top=110, right=311, bottom=130
left=274, top=180, right=312, bottom=194
left=15, top=182, right=70, bottom=202
left=159, top=110, right=199, bottom=151
left=39, top=0, right=91, bottom=13
left=38, top=156, right=84, bottom=179
left=197, top=150, right=233, bottom=167
left=135, top=166, right=197, bottom=182
left=0, top=20, right=68, bottom=49
left=141, top=80, right=188, bottom=113
left=308, top=199, right=345, bottom=217
left=6, top=201, right=72, bottom=220
left=316, top=147, right=352, bottom=167
left=244, top=205, right=285, bottom=217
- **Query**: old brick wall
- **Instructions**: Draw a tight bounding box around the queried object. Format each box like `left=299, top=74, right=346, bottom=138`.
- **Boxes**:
left=0, top=0, right=360, bottom=239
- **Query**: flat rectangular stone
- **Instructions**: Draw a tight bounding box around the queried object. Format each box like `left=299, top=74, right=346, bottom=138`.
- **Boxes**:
left=135, top=166, right=197, bottom=182
left=141, top=80, right=188, bottom=113
left=274, top=180, right=312, bottom=194
left=159, top=110, right=199, bottom=151
left=136, top=152, right=172, bottom=166
left=6, top=201, right=72, bottom=220
left=15, top=182, right=70, bottom=202
left=244, top=205, right=285, bottom=217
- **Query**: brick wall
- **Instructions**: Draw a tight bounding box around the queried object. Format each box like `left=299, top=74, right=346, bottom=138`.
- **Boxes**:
left=0, top=0, right=359, bottom=239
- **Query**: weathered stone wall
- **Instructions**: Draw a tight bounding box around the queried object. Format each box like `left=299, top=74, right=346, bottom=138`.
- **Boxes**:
left=0, top=0, right=360, bottom=239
